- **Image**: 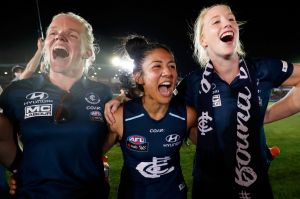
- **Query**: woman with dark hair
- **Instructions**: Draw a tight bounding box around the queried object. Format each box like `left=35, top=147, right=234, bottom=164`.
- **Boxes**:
left=103, top=35, right=197, bottom=199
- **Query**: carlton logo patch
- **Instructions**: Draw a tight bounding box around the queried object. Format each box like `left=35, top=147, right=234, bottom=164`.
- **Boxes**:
left=126, top=135, right=148, bottom=152
left=85, top=92, right=101, bottom=104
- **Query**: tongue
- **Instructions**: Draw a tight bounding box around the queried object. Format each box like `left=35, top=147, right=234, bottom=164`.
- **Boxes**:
left=159, top=86, right=170, bottom=96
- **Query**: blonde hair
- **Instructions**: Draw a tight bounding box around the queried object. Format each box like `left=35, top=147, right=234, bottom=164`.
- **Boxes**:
left=42, top=12, right=98, bottom=73
left=193, top=4, right=245, bottom=66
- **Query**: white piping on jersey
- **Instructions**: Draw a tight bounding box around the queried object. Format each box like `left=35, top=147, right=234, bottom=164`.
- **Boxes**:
left=125, top=113, right=145, bottom=121
left=169, top=112, right=185, bottom=121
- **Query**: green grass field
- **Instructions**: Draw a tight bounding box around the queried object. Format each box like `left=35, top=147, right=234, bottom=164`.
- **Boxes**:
left=106, top=112, right=300, bottom=199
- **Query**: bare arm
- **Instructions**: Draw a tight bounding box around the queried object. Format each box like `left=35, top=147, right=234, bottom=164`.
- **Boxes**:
left=104, top=93, right=128, bottom=125
left=103, top=106, right=124, bottom=154
left=0, top=114, right=17, bottom=168
left=264, top=86, right=300, bottom=123
left=264, top=63, right=300, bottom=123
left=186, top=105, right=197, bottom=144
left=19, top=37, right=44, bottom=80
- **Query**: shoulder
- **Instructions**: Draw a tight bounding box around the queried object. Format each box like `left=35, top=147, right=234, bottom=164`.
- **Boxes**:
left=9, top=75, right=41, bottom=89
left=2, top=75, right=41, bottom=97
left=84, top=78, right=112, bottom=92
left=181, top=68, right=204, bottom=81
left=176, top=68, right=203, bottom=92
left=245, top=56, right=289, bottom=70
left=83, top=78, right=113, bottom=101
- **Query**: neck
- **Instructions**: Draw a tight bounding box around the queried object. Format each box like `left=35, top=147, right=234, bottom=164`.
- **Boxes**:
left=48, top=70, right=83, bottom=92
left=142, top=96, right=169, bottom=121
left=210, top=54, right=240, bottom=84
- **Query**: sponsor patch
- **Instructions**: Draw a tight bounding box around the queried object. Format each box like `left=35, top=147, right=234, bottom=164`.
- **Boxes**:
left=126, top=135, right=148, bottom=152
left=26, top=92, right=49, bottom=100
left=212, top=94, right=221, bottom=107
left=178, top=182, right=186, bottom=191
left=281, top=60, right=288, bottom=72
left=25, top=104, right=52, bottom=119
left=89, top=110, right=103, bottom=122
left=163, top=134, right=181, bottom=147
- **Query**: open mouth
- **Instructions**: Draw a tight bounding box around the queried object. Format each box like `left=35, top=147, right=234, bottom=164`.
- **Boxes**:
left=53, top=47, right=69, bottom=59
left=220, top=31, right=234, bottom=42
left=158, top=82, right=173, bottom=97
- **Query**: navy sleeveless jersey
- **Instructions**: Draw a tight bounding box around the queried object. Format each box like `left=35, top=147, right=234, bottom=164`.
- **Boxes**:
left=118, top=97, right=188, bottom=199
left=0, top=75, right=112, bottom=199
left=175, top=57, right=293, bottom=197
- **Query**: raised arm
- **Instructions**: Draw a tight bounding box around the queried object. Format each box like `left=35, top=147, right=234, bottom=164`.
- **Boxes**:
left=19, top=37, right=44, bottom=80
left=264, top=63, right=300, bottom=123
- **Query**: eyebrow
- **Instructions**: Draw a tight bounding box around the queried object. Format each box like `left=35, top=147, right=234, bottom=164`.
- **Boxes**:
left=150, top=60, right=176, bottom=64
left=48, top=26, right=81, bottom=34
left=208, top=12, right=235, bottom=22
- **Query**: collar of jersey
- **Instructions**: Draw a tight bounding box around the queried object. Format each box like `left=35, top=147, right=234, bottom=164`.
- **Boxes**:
left=34, top=74, right=90, bottom=93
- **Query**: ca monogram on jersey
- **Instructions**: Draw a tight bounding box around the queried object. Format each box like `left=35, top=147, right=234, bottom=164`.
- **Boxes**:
left=136, top=156, right=174, bottom=178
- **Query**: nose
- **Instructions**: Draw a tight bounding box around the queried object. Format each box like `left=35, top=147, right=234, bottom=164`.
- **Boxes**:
left=55, top=32, right=67, bottom=42
left=162, top=66, right=172, bottom=77
left=223, top=18, right=232, bottom=28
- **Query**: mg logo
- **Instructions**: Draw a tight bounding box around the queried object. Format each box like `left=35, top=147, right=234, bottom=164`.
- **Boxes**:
left=26, top=92, right=49, bottom=100
left=165, top=134, right=180, bottom=143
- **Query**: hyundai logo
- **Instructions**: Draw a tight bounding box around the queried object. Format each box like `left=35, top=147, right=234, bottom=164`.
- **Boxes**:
left=26, top=92, right=49, bottom=100
left=165, top=134, right=180, bottom=143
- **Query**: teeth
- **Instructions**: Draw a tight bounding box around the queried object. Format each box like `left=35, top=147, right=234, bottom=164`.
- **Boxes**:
left=160, top=82, right=171, bottom=86
left=54, top=46, right=67, bottom=51
left=221, top=31, right=233, bottom=39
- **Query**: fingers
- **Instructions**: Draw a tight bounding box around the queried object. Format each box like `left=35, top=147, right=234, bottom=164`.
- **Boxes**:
left=9, top=170, right=17, bottom=195
left=104, top=98, right=122, bottom=125
left=104, top=102, right=116, bottom=125
left=9, top=183, right=16, bottom=195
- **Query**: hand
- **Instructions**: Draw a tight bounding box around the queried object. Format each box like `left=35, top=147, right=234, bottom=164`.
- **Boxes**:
left=104, top=98, right=122, bottom=125
left=8, top=170, right=17, bottom=195
left=37, top=37, right=44, bottom=50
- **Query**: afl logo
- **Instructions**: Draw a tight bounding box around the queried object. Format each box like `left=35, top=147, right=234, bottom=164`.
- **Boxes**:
left=165, top=134, right=180, bottom=143
left=128, top=135, right=146, bottom=145
left=85, top=92, right=101, bottom=104
left=26, top=92, right=49, bottom=100
left=90, top=111, right=101, bottom=116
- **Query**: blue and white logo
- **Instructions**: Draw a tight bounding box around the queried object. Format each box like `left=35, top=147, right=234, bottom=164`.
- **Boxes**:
left=26, top=92, right=49, bottom=100
left=85, top=92, right=101, bottom=104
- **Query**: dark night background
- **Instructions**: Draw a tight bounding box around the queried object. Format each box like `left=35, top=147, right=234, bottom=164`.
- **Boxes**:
left=0, top=0, right=299, bottom=78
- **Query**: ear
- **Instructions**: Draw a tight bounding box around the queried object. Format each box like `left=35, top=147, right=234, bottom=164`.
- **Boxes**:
left=83, top=49, right=92, bottom=59
left=200, top=35, right=208, bottom=48
left=133, top=72, right=144, bottom=85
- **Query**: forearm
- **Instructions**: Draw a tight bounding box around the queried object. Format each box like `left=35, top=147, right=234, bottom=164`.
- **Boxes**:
left=264, top=86, right=300, bottom=123
left=19, top=49, right=43, bottom=80
left=188, top=127, right=197, bottom=145
left=103, top=130, right=119, bottom=154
